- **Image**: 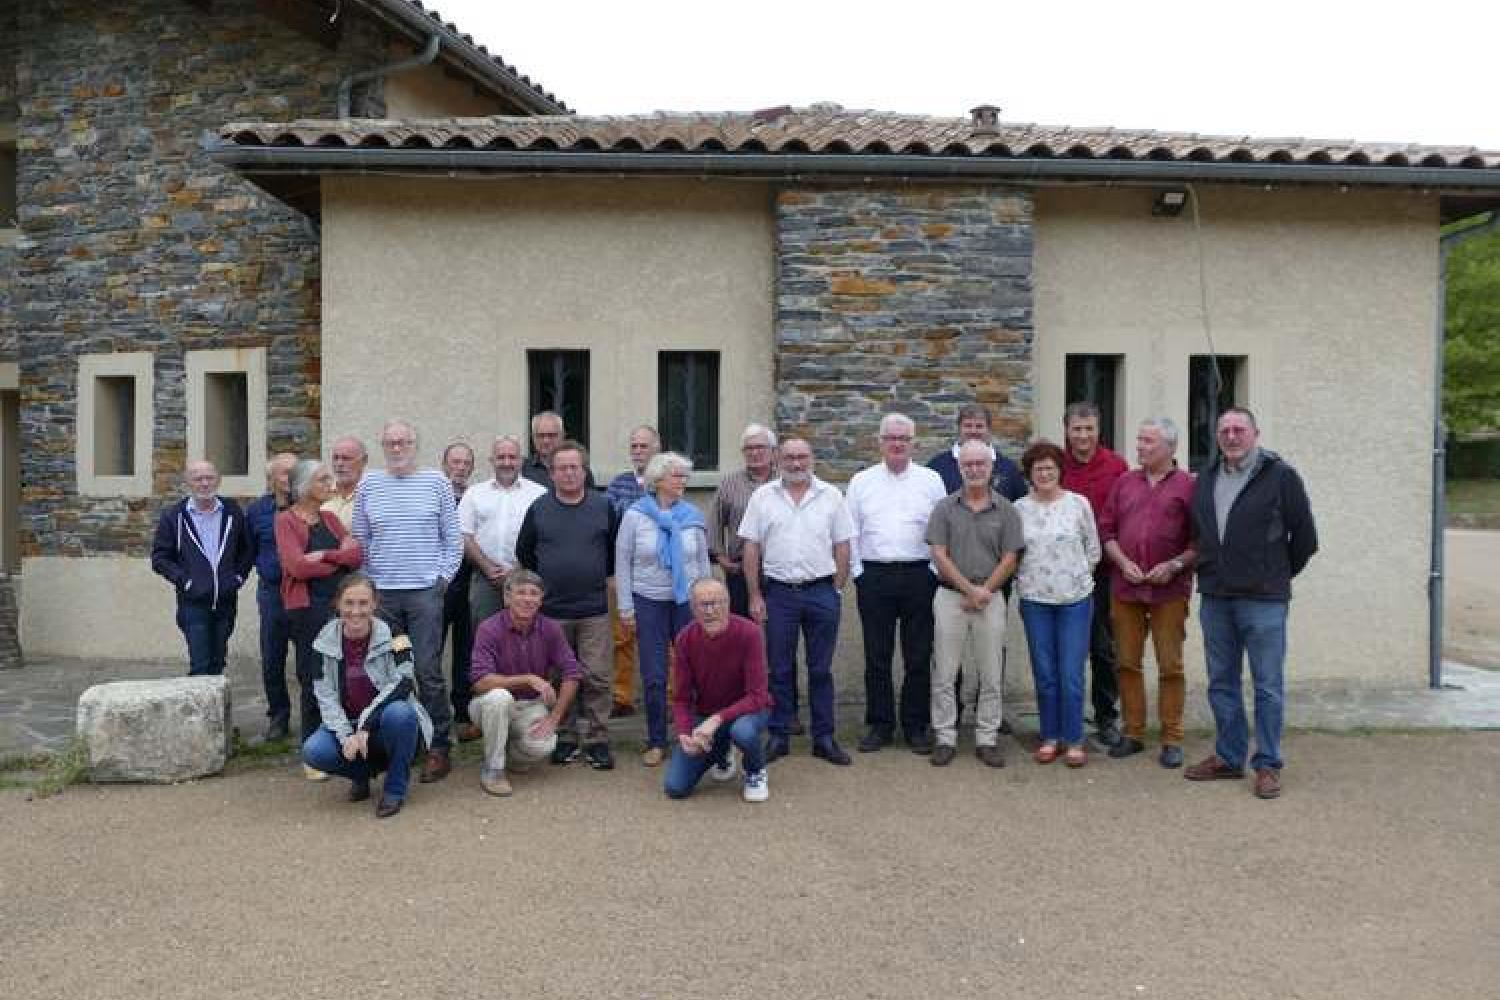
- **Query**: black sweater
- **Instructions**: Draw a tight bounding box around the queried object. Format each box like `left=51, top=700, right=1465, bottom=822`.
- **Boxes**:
left=515, top=491, right=618, bottom=619
left=1191, top=450, right=1318, bottom=601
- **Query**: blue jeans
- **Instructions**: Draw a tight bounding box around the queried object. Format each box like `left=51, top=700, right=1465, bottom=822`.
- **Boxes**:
left=257, top=587, right=292, bottom=722
left=766, top=579, right=840, bottom=739
left=301, top=701, right=421, bottom=802
left=176, top=597, right=238, bottom=676
left=634, top=594, right=693, bottom=749
left=664, top=710, right=769, bottom=798
left=1019, top=597, right=1092, bottom=745
left=1199, top=596, right=1288, bottom=771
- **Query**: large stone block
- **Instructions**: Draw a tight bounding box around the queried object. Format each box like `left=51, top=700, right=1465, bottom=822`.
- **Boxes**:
left=77, top=676, right=231, bottom=782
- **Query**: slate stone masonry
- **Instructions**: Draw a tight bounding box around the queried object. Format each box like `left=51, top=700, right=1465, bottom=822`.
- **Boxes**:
left=774, top=187, right=1035, bottom=483
left=8, top=0, right=391, bottom=558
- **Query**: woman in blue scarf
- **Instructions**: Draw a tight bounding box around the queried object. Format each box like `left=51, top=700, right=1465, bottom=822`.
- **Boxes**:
left=616, top=451, right=712, bottom=766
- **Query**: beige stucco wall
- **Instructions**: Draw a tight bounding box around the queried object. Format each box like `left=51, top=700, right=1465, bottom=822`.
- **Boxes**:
left=320, top=176, right=777, bottom=478
left=382, top=59, right=508, bottom=118
left=1033, top=185, right=1439, bottom=684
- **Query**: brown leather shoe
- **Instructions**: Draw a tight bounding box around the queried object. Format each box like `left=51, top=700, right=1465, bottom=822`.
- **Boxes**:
left=610, top=702, right=637, bottom=718
left=455, top=723, right=482, bottom=743
left=1253, top=768, right=1282, bottom=799
left=1183, top=755, right=1245, bottom=781
left=419, top=749, right=452, bottom=783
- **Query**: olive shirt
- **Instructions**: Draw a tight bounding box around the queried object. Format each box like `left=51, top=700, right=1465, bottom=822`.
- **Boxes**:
left=924, top=489, right=1025, bottom=587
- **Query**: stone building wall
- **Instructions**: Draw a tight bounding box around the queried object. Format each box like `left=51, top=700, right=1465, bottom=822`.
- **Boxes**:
left=773, top=187, right=1035, bottom=482
left=10, top=0, right=390, bottom=557
left=2, top=0, right=19, bottom=362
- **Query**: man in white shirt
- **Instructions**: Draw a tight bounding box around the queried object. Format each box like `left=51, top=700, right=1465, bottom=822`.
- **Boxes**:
left=739, top=437, right=855, bottom=765
left=459, top=434, right=547, bottom=627
left=846, top=413, right=948, bottom=755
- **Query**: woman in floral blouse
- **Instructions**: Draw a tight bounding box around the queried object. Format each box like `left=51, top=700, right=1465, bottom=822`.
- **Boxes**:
left=1015, top=440, right=1102, bottom=767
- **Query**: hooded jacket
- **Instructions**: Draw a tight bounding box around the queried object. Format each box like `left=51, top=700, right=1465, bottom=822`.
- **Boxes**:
left=1191, top=449, right=1318, bottom=601
left=150, top=496, right=255, bottom=608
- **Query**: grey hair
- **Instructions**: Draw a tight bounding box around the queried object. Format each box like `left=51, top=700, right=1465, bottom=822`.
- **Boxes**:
left=504, top=568, right=546, bottom=597
left=957, top=439, right=993, bottom=462
left=530, top=410, right=563, bottom=433
left=1139, top=416, right=1181, bottom=448
left=644, top=451, right=693, bottom=492
left=491, top=434, right=524, bottom=453
left=879, top=413, right=915, bottom=437
left=330, top=435, right=367, bottom=460
left=690, top=577, right=728, bottom=602
left=741, top=423, right=777, bottom=448
left=630, top=425, right=661, bottom=445
left=287, top=458, right=325, bottom=504
left=380, top=418, right=417, bottom=443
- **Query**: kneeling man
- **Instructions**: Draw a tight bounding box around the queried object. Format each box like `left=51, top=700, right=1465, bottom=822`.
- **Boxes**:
left=664, top=578, right=773, bottom=802
left=468, top=569, right=582, bottom=797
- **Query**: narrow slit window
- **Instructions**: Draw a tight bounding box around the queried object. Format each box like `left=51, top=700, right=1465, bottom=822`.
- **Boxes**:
left=527, top=350, right=590, bottom=448
left=659, top=351, right=720, bottom=471
left=93, top=376, right=136, bottom=477
left=1189, top=355, right=1247, bottom=471
left=1064, top=354, right=1122, bottom=451
left=204, top=371, right=249, bottom=477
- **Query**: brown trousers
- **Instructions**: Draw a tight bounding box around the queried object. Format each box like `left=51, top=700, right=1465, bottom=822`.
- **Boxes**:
left=1111, top=597, right=1189, bottom=745
left=557, top=615, right=613, bottom=745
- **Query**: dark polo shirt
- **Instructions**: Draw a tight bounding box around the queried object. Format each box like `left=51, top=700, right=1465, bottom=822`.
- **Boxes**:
left=925, top=489, right=1025, bottom=586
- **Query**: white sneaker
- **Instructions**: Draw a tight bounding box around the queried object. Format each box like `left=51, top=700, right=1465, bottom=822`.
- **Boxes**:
left=710, top=749, right=738, bottom=782
left=303, top=765, right=330, bottom=782
left=742, top=768, right=769, bottom=803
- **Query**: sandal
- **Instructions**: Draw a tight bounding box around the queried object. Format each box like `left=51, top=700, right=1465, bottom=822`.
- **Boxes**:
left=1033, top=741, right=1059, bottom=764
left=1064, top=745, right=1088, bottom=768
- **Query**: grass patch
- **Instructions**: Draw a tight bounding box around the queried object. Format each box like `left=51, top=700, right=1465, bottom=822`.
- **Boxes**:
left=1447, top=478, right=1500, bottom=516
left=29, top=738, right=89, bottom=799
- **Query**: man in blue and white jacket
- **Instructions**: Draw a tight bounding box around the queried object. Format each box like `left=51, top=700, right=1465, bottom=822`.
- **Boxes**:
left=150, top=460, right=255, bottom=676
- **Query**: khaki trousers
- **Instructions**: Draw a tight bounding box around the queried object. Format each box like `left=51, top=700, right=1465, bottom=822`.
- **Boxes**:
left=470, top=689, right=556, bottom=773
left=1111, top=597, right=1189, bottom=745
left=558, top=615, right=613, bottom=744
left=931, top=587, right=1007, bottom=747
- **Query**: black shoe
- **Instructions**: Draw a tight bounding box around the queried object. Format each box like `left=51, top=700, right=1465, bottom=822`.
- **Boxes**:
left=930, top=744, right=956, bottom=766
left=1108, top=737, right=1146, bottom=759
left=999, top=718, right=1014, bottom=736
left=265, top=716, right=290, bottom=742
left=790, top=719, right=806, bottom=736
left=375, top=796, right=403, bottom=819
left=858, top=727, right=893, bottom=752
left=1159, top=745, right=1184, bottom=769
left=584, top=743, right=614, bottom=770
left=906, top=730, right=933, bottom=755
left=1094, top=721, right=1123, bottom=749
left=976, top=744, right=1006, bottom=769
left=765, top=735, right=791, bottom=763
left=551, top=741, right=580, bottom=765
left=348, top=780, right=371, bottom=803
left=811, top=738, right=852, bottom=766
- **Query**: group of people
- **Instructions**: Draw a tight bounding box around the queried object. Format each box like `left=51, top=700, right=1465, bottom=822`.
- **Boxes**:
left=149, top=400, right=1317, bottom=818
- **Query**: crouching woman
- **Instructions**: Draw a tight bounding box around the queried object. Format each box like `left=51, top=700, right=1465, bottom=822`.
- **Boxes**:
left=301, top=572, right=433, bottom=818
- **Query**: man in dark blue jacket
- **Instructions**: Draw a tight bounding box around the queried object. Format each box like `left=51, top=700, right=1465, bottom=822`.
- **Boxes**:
left=150, top=460, right=256, bottom=676
left=1185, top=407, right=1317, bottom=800
left=246, top=453, right=296, bottom=739
left=927, top=403, right=1028, bottom=501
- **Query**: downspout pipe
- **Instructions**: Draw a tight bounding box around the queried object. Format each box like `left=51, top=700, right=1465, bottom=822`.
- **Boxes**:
left=336, top=33, right=441, bottom=118
left=1432, top=211, right=1500, bottom=688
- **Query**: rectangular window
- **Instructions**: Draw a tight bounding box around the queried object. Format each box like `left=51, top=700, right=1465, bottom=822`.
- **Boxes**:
left=76, top=352, right=155, bottom=496
left=658, top=351, right=720, bottom=471
left=1064, top=354, right=1122, bottom=451
left=527, top=350, right=590, bottom=449
left=1189, top=355, right=1247, bottom=471
left=186, top=348, right=266, bottom=496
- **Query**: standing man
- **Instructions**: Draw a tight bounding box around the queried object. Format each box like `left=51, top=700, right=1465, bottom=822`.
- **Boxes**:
left=522, top=410, right=595, bottom=491
left=1098, top=418, right=1197, bottom=768
left=846, top=413, right=947, bottom=754
left=739, top=436, right=855, bottom=765
left=323, top=435, right=368, bottom=530
left=708, top=423, right=778, bottom=619
left=459, top=435, right=545, bottom=626
left=605, top=425, right=661, bottom=716
left=1060, top=400, right=1129, bottom=748
left=150, top=460, right=255, bottom=676
left=925, top=440, right=1024, bottom=767
left=1185, top=407, right=1317, bottom=799
left=246, top=452, right=298, bottom=740
left=467, top=570, right=583, bottom=798
left=352, top=419, right=463, bottom=783
left=516, top=440, right=618, bottom=770
left=440, top=441, right=478, bottom=742
left=927, top=403, right=1028, bottom=502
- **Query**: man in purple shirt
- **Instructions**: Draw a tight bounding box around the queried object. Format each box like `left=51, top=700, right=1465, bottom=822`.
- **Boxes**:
left=663, top=578, right=773, bottom=803
left=467, top=569, right=583, bottom=797
left=1097, top=417, right=1197, bottom=768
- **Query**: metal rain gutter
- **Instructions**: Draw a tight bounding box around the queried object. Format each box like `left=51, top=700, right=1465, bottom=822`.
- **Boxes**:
left=207, top=145, right=1500, bottom=190
left=1431, top=210, right=1500, bottom=689
left=337, top=33, right=441, bottom=118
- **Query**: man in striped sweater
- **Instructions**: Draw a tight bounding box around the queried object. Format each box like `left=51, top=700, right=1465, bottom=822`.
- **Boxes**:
left=352, top=419, right=464, bottom=782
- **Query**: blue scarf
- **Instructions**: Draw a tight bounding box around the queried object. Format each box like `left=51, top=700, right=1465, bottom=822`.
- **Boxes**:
left=633, top=494, right=706, bottom=604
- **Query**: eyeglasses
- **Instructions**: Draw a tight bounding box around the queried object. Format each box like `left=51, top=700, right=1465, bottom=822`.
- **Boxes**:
left=694, top=599, right=729, bottom=610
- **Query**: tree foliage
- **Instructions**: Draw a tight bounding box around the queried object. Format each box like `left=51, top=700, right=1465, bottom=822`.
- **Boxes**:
left=1446, top=221, right=1500, bottom=435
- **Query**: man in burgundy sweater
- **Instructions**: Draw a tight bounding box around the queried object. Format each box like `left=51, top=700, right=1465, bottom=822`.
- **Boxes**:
left=663, top=578, right=773, bottom=802
left=1059, top=401, right=1129, bottom=749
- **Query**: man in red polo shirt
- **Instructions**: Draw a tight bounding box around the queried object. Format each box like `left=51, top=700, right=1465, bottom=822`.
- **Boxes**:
left=1059, top=401, right=1128, bottom=749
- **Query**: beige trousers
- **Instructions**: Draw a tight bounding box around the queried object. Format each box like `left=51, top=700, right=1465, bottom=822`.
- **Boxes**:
left=931, top=587, right=1008, bottom=747
left=470, top=688, right=556, bottom=773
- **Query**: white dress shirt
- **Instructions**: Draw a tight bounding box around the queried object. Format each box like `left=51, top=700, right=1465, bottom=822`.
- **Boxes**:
left=457, top=476, right=547, bottom=568
left=736, top=477, right=855, bottom=583
left=845, top=460, right=947, bottom=575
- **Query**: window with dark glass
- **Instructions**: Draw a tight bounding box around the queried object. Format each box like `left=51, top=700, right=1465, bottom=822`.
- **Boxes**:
left=93, top=375, right=136, bottom=477
left=1064, top=354, right=1122, bottom=450
left=1189, top=355, right=1246, bottom=471
left=527, top=350, right=590, bottom=448
left=658, top=351, right=719, bottom=471
left=204, top=371, right=249, bottom=477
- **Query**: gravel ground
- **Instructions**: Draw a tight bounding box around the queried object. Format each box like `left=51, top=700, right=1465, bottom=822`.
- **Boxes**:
left=3, top=732, right=1497, bottom=1000
left=1446, top=528, right=1500, bottom=668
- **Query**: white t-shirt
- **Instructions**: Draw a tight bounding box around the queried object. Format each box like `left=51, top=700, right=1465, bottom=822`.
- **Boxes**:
left=737, top=477, right=855, bottom=583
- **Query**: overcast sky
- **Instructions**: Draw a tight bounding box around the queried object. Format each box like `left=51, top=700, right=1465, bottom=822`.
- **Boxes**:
left=432, top=0, right=1500, bottom=150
